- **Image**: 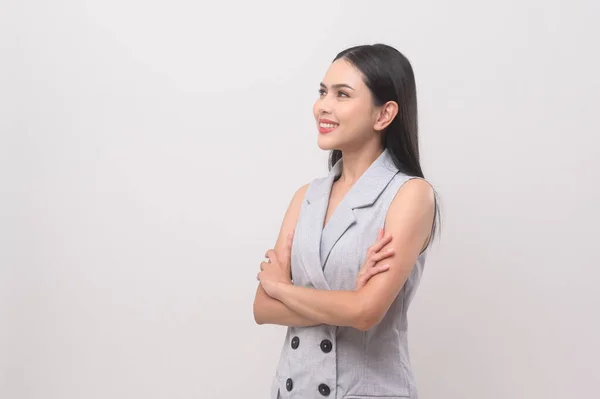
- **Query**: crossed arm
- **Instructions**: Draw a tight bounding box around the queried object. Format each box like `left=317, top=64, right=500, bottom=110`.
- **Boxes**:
left=253, top=178, right=435, bottom=331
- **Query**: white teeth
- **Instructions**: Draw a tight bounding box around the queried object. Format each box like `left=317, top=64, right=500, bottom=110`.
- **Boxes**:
left=320, top=123, right=338, bottom=128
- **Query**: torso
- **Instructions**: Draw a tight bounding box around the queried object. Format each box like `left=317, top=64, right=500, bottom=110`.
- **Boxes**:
left=271, top=149, right=429, bottom=398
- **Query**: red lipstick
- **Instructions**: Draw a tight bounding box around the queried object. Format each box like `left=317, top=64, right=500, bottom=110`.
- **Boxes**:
left=318, top=119, right=339, bottom=134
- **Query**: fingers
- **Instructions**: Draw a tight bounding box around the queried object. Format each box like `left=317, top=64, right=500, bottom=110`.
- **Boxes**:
left=268, top=232, right=294, bottom=257
left=363, top=234, right=394, bottom=269
left=370, top=247, right=395, bottom=263
left=265, top=249, right=278, bottom=264
left=363, top=248, right=393, bottom=275
left=370, top=263, right=390, bottom=275
left=364, top=264, right=390, bottom=281
left=371, top=232, right=393, bottom=254
left=360, top=261, right=391, bottom=279
left=355, top=229, right=393, bottom=290
left=356, top=263, right=390, bottom=287
left=257, top=258, right=269, bottom=280
left=366, top=232, right=391, bottom=257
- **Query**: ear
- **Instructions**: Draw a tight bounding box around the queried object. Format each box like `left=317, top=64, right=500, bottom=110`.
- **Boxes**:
left=373, top=101, right=398, bottom=131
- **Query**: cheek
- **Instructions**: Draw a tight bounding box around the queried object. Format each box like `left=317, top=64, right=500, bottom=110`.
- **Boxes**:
left=339, top=103, right=365, bottom=125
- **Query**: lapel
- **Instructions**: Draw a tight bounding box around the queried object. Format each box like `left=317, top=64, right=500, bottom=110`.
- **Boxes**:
left=299, top=149, right=399, bottom=290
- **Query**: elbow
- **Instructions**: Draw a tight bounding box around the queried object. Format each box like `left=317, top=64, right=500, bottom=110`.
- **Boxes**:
left=352, top=300, right=383, bottom=332
left=254, top=313, right=265, bottom=325
left=353, top=315, right=379, bottom=332
left=253, top=299, right=266, bottom=325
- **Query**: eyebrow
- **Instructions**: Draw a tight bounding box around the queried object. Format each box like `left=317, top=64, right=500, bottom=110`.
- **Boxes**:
left=320, top=82, right=355, bottom=90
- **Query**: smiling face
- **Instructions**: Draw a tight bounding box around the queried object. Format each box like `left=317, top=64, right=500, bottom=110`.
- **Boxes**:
left=313, top=58, right=381, bottom=152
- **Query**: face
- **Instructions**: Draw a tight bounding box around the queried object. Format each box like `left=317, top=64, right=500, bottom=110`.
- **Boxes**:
left=313, top=58, right=382, bottom=152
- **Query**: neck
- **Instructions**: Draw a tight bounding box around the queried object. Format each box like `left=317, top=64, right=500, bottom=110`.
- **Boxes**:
left=337, top=145, right=384, bottom=186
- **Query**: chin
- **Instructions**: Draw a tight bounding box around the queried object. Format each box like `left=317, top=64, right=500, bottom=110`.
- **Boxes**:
left=317, top=142, right=335, bottom=151
left=317, top=135, right=340, bottom=151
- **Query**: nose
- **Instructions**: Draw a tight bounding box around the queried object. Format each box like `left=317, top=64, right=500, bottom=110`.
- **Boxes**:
left=317, top=94, right=334, bottom=116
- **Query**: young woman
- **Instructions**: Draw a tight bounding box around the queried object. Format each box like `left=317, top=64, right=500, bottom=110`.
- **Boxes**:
left=254, top=43, right=440, bottom=399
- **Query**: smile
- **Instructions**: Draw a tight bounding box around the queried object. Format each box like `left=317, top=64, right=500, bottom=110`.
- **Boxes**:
left=319, top=122, right=338, bottom=128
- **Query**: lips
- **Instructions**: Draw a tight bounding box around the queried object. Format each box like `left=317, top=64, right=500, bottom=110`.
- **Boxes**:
left=318, top=119, right=338, bottom=134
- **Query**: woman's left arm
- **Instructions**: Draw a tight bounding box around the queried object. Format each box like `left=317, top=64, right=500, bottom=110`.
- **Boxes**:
left=268, top=179, right=435, bottom=331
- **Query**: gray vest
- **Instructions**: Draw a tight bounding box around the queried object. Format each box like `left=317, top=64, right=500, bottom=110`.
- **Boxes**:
left=271, top=149, right=428, bottom=399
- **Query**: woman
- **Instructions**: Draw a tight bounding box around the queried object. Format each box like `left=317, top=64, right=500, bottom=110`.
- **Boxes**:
left=254, top=43, right=440, bottom=399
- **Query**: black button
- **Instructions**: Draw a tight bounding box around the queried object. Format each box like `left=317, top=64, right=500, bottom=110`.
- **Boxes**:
left=318, top=383, right=330, bottom=396
left=320, top=339, right=332, bottom=353
left=286, top=378, right=293, bottom=391
left=291, top=336, right=299, bottom=349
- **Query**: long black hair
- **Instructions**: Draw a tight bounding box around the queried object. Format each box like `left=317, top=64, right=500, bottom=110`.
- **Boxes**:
left=329, top=43, right=441, bottom=251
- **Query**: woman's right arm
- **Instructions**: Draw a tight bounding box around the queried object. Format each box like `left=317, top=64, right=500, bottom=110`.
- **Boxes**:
left=253, top=183, right=322, bottom=327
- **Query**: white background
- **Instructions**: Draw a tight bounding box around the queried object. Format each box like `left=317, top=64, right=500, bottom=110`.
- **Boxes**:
left=1, top=0, right=599, bottom=398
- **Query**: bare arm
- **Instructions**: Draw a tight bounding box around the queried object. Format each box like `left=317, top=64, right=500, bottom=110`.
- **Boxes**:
left=253, top=287, right=320, bottom=327
left=253, top=183, right=321, bottom=327
left=267, top=179, right=435, bottom=331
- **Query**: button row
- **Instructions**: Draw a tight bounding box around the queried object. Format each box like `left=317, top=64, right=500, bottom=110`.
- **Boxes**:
left=283, top=378, right=330, bottom=396
left=290, top=336, right=332, bottom=353
left=286, top=336, right=332, bottom=395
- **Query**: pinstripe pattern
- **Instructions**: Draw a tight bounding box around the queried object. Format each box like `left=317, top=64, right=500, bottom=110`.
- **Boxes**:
left=271, top=149, right=428, bottom=399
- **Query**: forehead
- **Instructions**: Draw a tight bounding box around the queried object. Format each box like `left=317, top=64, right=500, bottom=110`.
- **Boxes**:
left=322, top=58, right=366, bottom=88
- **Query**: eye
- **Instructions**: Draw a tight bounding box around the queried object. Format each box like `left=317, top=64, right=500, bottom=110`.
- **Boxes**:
left=337, top=91, right=350, bottom=98
left=318, top=88, right=326, bottom=96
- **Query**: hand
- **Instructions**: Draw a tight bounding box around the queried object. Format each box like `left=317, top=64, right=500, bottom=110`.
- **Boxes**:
left=355, top=228, right=394, bottom=291
left=257, top=232, right=294, bottom=297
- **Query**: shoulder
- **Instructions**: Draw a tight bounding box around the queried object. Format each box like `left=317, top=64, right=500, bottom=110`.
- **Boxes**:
left=274, top=182, right=311, bottom=253
left=288, top=169, right=331, bottom=211
left=394, top=176, right=434, bottom=201
left=292, top=183, right=310, bottom=203
left=387, top=176, right=435, bottom=221
left=282, top=182, right=310, bottom=222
